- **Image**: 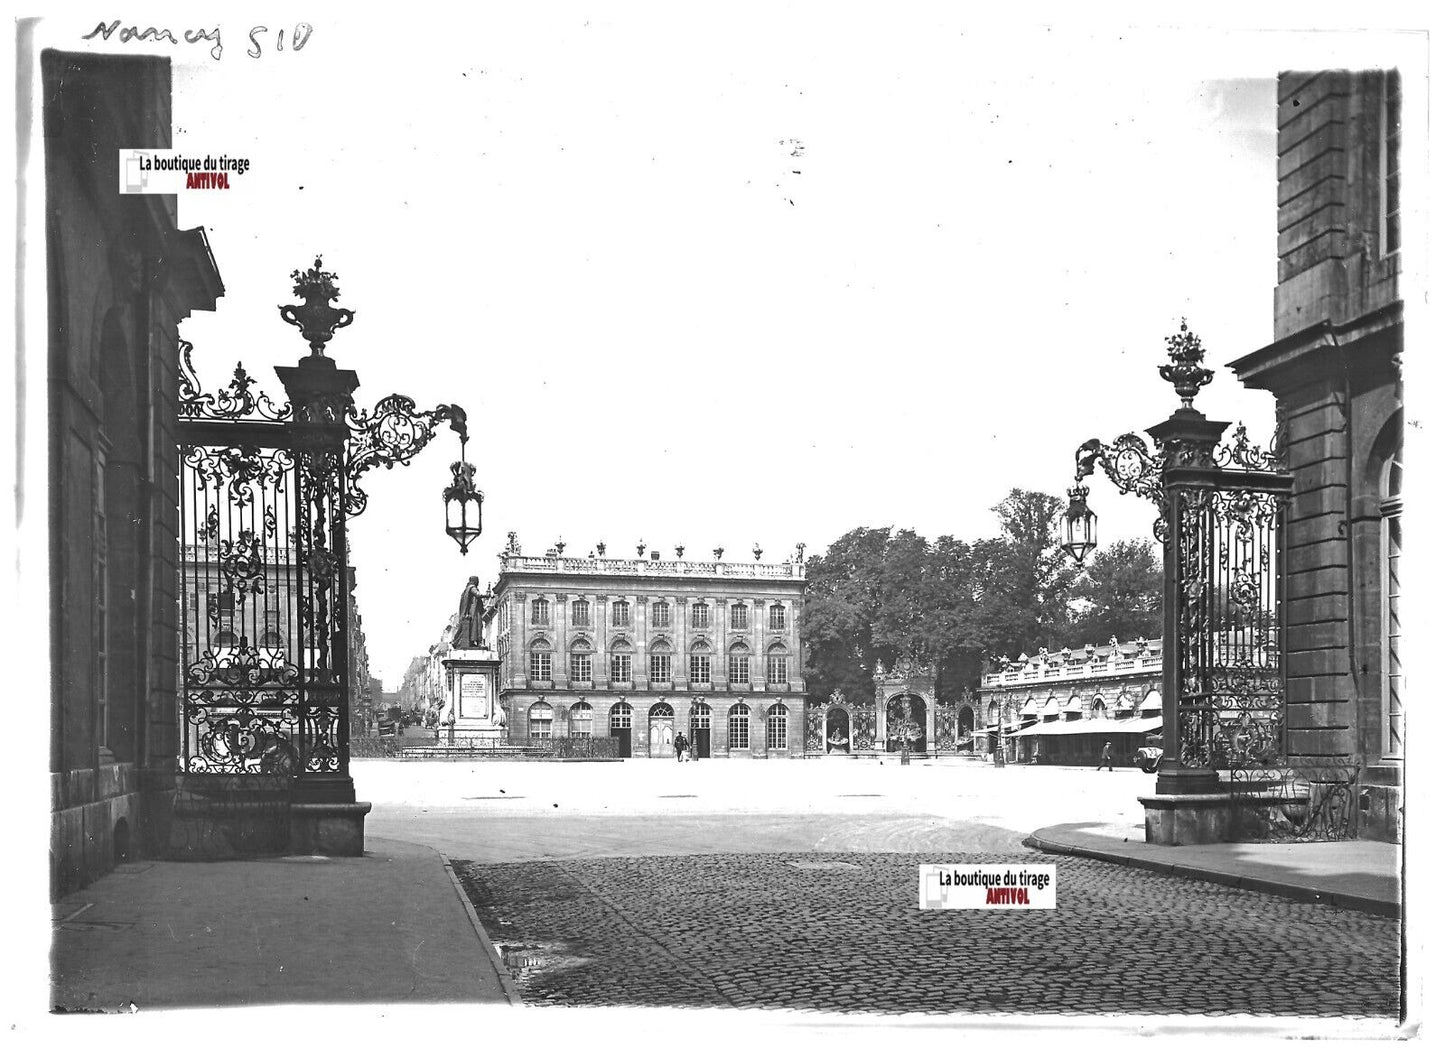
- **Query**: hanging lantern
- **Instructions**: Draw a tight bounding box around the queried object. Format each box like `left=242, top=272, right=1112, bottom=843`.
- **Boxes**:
left=444, top=445, right=484, bottom=554
left=1059, top=483, right=1097, bottom=565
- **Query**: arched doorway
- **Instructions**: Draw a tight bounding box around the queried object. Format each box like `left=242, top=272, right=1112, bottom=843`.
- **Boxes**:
left=610, top=702, right=633, bottom=758
left=887, top=694, right=927, bottom=753
left=689, top=702, right=711, bottom=759
left=826, top=707, right=850, bottom=753
left=649, top=703, right=675, bottom=758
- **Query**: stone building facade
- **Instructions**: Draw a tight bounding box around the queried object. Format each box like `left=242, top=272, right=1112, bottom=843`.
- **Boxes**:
left=1226, top=70, right=1403, bottom=841
left=486, top=539, right=807, bottom=758
left=37, top=50, right=224, bottom=895
left=977, top=638, right=1164, bottom=765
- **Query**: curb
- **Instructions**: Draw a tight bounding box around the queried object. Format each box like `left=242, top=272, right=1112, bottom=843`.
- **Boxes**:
left=1023, top=833, right=1401, bottom=919
left=438, top=851, right=523, bottom=1004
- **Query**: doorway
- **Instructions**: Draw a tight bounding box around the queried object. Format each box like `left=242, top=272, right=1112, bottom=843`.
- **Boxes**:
left=690, top=703, right=711, bottom=759
left=649, top=703, right=675, bottom=758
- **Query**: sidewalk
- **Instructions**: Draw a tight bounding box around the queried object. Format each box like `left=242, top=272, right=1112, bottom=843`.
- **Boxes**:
left=1027, top=821, right=1402, bottom=917
left=50, top=837, right=511, bottom=1011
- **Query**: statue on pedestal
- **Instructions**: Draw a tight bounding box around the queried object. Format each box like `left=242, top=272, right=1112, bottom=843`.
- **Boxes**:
left=451, top=575, right=486, bottom=649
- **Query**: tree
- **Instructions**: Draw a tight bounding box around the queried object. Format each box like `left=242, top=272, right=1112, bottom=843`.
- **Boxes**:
left=801, top=528, right=983, bottom=706
left=1069, top=538, right=1163, bottom=646
left=974, top=489, right=1081, bottom=658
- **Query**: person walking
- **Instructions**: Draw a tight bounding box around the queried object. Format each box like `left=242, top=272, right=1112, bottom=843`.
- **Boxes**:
left=674, top=732, right=688, bottom=762
left=1097, top=741, right=1114, bottom=772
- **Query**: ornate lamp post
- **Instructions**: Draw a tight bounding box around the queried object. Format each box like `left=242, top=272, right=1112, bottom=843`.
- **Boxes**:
left=1066, top=321, right=1291, bottom=805
left=177, top=256, right=480, bottom=855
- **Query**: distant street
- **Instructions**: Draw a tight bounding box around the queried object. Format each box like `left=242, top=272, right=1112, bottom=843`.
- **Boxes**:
left=358, top=759, right=1401, bottom=1018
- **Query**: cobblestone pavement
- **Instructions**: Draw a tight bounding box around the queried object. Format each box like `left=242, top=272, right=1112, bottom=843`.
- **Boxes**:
left=452, top=844, right=1401, bottom=1018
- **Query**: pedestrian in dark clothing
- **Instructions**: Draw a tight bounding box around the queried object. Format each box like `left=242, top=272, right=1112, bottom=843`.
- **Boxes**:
left=1097, top=741, right=1114, bottom=772
left=674, top=733, right=688, bottom=762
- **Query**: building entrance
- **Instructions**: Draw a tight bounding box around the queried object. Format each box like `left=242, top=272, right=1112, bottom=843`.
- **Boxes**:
left=649, top=704, right=675, bottom=758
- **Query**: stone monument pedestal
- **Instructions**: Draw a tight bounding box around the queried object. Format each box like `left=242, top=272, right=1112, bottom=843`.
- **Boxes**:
left=443, top=648, right=504, bottom=742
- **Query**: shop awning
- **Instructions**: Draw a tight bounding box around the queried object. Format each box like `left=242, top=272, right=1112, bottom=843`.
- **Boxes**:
left=1026, top=715, right=1164, bottom=736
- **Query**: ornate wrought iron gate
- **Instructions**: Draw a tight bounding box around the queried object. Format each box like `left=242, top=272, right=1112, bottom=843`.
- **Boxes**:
left=1172, top=434, right=1293, bottom=771
left=176, top=259, right=468, bottom=782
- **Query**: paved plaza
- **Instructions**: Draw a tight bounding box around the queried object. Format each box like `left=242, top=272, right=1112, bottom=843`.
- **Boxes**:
left=359, top=758, right=1403, bottom=1019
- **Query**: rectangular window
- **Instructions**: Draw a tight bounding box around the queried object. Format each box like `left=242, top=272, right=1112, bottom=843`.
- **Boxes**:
left=766, top=654, right=787, bottom=684
left=611, top=652, right=632, bottom=682
left=650, top=653, right=672, bottom=683
left=729, top=709, right=750, bottom=750
left=690, top=655, right=711, bottom=684
left=729, top=654, right=750, bottom=684
left=530, top=652, right=552, bottom=681
left=531, top=598, right=550, bottom=625
left=730, top=603, right=748, bottom=630
left=570, top=652, right=592, bottom=682
left=652, top=601, right=670, bottom=626
left=769, top=604, right=786, bottom=631
left=612, top=601, right=630, bottom=625
left=572, top=599, right=590, bottom=625
left=691, top=602, right=709, bottom=628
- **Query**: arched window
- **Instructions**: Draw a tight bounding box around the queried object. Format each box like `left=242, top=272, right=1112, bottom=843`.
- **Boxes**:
left=1116, top=692, right=1135, bottom=716
left=569, top=638, right=593, bottom=683
left=611, top=600, right=631, bottom=626
left=651, top=601, right=671, bottom=627
left=730, top=602, right=749, bottom=630
left=768, top=603, right=786, bottom=631
left=609, top=703, right=633, bottom=730
left=987, top=701, right=999, bottom=725
left=571, top=599, right=590, bottom=626
left=689, top=640, right=712, bottom=685
left=765, top=645, right=788, bottom=685
left=690, top=702, right=712, bottom=733
left=650, top=703, right=674, bottom=720
left=728, top=643, right=751, bottom=685
left=528, top=702, right=553, bottom=740
left=609, top=639, right=633, bottom=684
left=1065, top=695, right=1083, bottom=717
left=766, top=703, right=788, bottom=749
left=1090, top=697, right=1106, bottom=719
left=1139, top=689, right=1162, bottom=714
left=529, top=637, right=553, bottom=682
left=531, top=598, right=550, bottom=625
left=569, top=702, right=593, bottom=736
left=691, top=602, right=710, bottom=628
left=959, top=705, right=975, bottom=733
left=260, top=630, right=283, bottom=650
left=649, top=639, right=673, bottom=684
left=728, top=703, right=751, bottom=749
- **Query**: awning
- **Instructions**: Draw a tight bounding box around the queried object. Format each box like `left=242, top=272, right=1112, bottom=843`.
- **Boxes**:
left=1028, top=715, right=1164, bottom=736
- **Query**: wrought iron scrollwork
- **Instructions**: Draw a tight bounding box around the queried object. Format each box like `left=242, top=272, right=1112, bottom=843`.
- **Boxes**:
left=179, top=340, right=292, bottom=421
left=1074, top=433, right=1167, bottom=542
left=1229, top=758, right=1360, bottom=842
left=805, top=702, right=825, bottom=753
left=343, top=396, right=468, bottom=516
left=1214, top=423, right=1285, bottom=472
left=851, top=707, right=876, bottom=751
left=1176, top=485, right=1285, bottom=769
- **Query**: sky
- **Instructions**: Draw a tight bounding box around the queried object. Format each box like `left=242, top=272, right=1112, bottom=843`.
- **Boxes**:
left=19, top=6, right=1431, bottom=688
